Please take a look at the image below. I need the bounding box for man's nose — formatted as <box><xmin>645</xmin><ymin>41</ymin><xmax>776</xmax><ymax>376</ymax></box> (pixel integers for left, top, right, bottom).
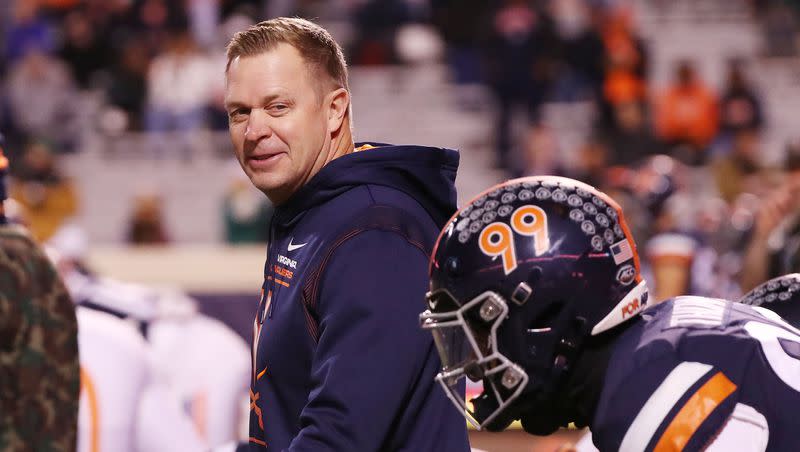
<box><xmin>245</xmin><ymin>108</ymin><xmax>273</xmax><ymax>141</ymax></box>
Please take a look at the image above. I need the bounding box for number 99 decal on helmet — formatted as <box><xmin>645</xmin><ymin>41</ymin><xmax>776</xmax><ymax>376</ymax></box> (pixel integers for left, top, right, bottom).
<box><xmin>419</xmin><ymin>176</ymin><xmax>649</xmax><ymax>433</ymax></box>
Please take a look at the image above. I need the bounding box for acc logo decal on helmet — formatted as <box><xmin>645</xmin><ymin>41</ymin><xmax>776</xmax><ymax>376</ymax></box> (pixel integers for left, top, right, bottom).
<box><xmin>616</xmin><ymin>264</ymin><xmax>636</xmax><ymax>286</ymax></box>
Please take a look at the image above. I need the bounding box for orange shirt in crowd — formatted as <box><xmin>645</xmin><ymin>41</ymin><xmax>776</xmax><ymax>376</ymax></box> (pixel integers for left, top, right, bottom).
<box><xmin>655</xmin><ymin>82</ymin><xmax>719</xmax><ymax>149</ymax></box>
<box><xmin>605</xmin><ymin>69</ymin><xmax>646</xmax><ymax>105</ymax></box>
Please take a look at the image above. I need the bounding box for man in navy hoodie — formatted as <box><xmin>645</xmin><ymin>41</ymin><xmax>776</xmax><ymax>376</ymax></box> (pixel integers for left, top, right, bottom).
<box><xmin>224</xmin><ymin>17</ymin><xmax>470</xmax><ymax>451</ymax></box>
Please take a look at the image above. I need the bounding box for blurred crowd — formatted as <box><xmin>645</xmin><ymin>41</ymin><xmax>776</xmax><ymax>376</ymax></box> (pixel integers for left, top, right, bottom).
<box><xmin>431</xmin><ymin>0</ymin><xmax>799</xmax><ymax>300</ymax></box>
<box><xmin>0</xmin><ymin>0</ymin><xmax>799</xmax><ymax>300</ymax></box>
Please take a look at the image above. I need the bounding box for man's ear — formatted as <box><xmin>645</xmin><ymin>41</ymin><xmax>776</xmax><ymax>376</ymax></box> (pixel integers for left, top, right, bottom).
<box><xmin>327</xmin><ymin>88</ymin><xmax>349</xmax><ymax>134</ymax></box>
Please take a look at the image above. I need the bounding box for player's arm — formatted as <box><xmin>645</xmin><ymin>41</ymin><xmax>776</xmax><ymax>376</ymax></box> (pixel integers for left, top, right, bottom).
<box><xmin>286</xmin><ymin>230</ymin><xmax>439</xmax><ymax>451</ymax></box>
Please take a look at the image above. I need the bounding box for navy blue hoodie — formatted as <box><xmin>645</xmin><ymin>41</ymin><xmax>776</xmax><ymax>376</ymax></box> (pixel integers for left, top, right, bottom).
<box><xmin>248</xmin><ymin>144</ymin><xmax>470</xmax><ymax>451</ymax></box>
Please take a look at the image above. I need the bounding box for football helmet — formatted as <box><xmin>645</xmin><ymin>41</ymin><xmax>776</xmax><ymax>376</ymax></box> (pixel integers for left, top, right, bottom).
<box><xmin>740</xmin><ymin>274</ymin><xmax>800</xmax><ymax>327</ymax></box>
<box><xmin>420</xmin><ymin>176</ymin><xmax>648</xmax><ymax>432</ymax></box>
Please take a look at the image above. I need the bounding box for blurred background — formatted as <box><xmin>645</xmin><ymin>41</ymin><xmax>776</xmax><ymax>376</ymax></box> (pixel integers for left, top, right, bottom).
<box><xmin>2</xmin><ymin>0</ymin><xmax>800</xmax><ymax>450</ymax></box>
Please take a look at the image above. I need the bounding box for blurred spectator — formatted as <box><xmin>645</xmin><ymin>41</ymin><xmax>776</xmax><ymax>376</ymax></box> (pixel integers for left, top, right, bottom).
<box><xmin>549</xmin><ymin>0</ymin><xmax>606</xmax><ymax>102</ymax></box>
<box><xmin>605</xmin><ymin>154</ymin><xmax>683</xmax><ymax>248</ymax></box>
<box><xmin>220</xmin><ymin>0</ymin><xmax>261</xmax><ymax>20</ymax></box>
<box><xmin>129</xmin><ymin>0</ymin><xmax>189</xmax><ymax>55</ymax></box>
<box><xmin>645</xmin><ymin>195</ymin><xmax>741</xmax><ymax>301</ymax></box>
<box><xmin>431</xmin><ymin>0</ymin><xmax>492</xmax><ymax>108</ymax></box>
<box><xmin>349</xmin><ymin>0</ymin><xmax>410</xmax><ymax>65</ymax></box>
<box><xmin>79</xmin><ymin>0</ymin><xmax>133</xmax><ymax>46</ymax></box>
<box><xmin>5</xmin><ymin>49</ymin><xmax>79</xmax><ymax>150</ymax></box>
<box><xmin>762</xmin><ymin>2</ymin><xmax>798</xmax><ymax>57</ymax></box>
<box><xmin>599</xmin><ymin>6</ymin><xmax>648</xmax><ymax>127</ymax></box>
<box><xmin>718</xmin><ymin>60</ymin><xmax>763</xmax><ymax>136</ymax></box>
<box><xmin>5</xmin><ymin>0</ymin><xmax>55</xmax><ymax>65</ymax></box>
<box><xmin>126</xmin><ymin>191</ymin><xmax>170</xmax><ymax>245</ymax></box>
<box><xmin>222</xmin><ymin>166</ymin><xmax>272</xmax><ymax>244</ymax></box>
<box><xmin>10</xmin><ymin>141</ymin><xmax>79</xmax><ymax>242</ymax></box>
<box><xmin>654</xmin><ymin>60</ymin><xmax>719</xmax><ymax>165</ymax></box>
<box><xmin>145</xmin><ymin>25</ymin><xmax>213</xmax><ymax>155</ymax></box>
<box><xmin>522</xmin><ymin>123</ymin><xmax>564</xmax><ymax>178</ymax></box>
<box><xmin>41</xmin><ymin>0</ymin><xmax>81</xmax><ymax>11</ymax></box>
<box><xmin>486</xmin><ymin>0</ymin><xmax>548</xmax><ymax>170</ymax></box>
<box><xmin>106</xmin><ymin>38</ymin><xmax>151</xmax><ymax>131</ymax></box>
<box><xmin>187</xmin><ymin>0</ymin><xmax>221</xmax><ymax>49</ymax></box>
<box><xmin>711</xmin><ymin>129</ymin><xmax>763</xmax><ymax>203</ymax></box>
<box><xmin>740</xmin><ymin>141</ymin><xmax>800</xmax><ymax>291</ymax></box>
<box><xmin>600</xmin><ymin>100</ymin><xmax>664</xmax><ymax>166</ymax></box>
<box><xmin>566</xmin><ymin>139</ymin><xmax>607</xmax><ymax>188</ymax></box>
<box><xmin>58</xmin><ymin>8</ymin><xmax>112</xmax><ymax>90</ymax></box>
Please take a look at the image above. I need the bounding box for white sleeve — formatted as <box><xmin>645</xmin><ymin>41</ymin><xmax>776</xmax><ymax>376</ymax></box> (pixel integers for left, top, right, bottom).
<box><xmin>704</xmin><ymin>403</ymin><xmax>768</xmax><ymax>452</ymax></box>
<box><xmin>135</xmin><ymin>382</ymin><xmax>208</xmax><ymax>452</ymax></box>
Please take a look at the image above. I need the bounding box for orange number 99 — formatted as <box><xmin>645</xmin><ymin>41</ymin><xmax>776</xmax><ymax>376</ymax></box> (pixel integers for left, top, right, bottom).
<box><xmin>479</xmin><ymin>223</ymin><xmax>516</xmax><ymax>275</ymax></box>
<box><xmin>511</xmin><ymin>206</ymin><xmax>550</xmax><ymax>256</ymax></box>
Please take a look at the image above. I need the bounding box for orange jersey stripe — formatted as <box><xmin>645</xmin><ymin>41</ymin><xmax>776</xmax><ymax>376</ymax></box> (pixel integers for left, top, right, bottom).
<box><xmin>249</xmin><ymin>437</ymin><xmax>267</xmax><ymax>446</ymax></box>
<box><xmin>274</xmin><ymin>278</ymin><xmax>290</xmax><ymax>288</ymax></box>
<box><xmin>80</xmin><ymin>367</ymin><xmax>100</xmax><ymax>452</ymax></box>
<box><xmin>191</xmin><ymin>392</ymin><xmax>207</xmax><ymax>440</ymax></box>
<box><xmin>257</xmin><ymin>367</ymin><xmax>268</xmax><ymax>380</ymax></box>
<box><xmin>654</xmin><ymin>371</ymin><xmax>737</xmax><ymax>452</ymax></box>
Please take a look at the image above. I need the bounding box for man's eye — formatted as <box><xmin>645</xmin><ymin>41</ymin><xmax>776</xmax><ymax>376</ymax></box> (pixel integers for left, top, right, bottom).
<box><xmin>270</xmin><ymin>104</ymin><xmax>289</xmax><ymax>113</ymax></box>
<box><xmin>229</xmin><ymin>108</ymin><xmax>249</xmax><ymax>120</ymax></box>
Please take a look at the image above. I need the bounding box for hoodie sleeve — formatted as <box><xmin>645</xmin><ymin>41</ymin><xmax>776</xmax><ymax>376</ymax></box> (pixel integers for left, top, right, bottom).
<box><xmin>285</xmin><ymin>229</ymin><xmax>439</xmax><ymax>452</ymax></box>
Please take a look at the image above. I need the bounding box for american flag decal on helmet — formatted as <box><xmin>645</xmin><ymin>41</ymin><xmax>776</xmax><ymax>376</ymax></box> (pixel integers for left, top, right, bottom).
<box><xmin>611</xmin><ymin>239</ymin><xmax>633</xmax><ymax>265</ymax></box>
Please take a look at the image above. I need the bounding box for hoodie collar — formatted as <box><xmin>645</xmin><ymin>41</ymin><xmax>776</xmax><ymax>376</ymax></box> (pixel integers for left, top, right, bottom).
<box><xmin>273</xmin><ymin>143</ymin><xmax>459</xmax><ymax>228</ymax></box>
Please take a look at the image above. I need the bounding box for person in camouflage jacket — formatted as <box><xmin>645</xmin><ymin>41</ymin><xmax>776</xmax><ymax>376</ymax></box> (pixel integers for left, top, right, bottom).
<box><xmin>0</xmin><ymin>136</ymin><xmax>80</xmax><ymax>451</ymax></box>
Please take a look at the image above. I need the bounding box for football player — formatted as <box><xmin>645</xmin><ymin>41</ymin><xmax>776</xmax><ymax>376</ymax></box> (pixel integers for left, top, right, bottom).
<box><xmin>45</xmin><ymin>237</ymin><xmax>251</xmax><ymax>449</ymax></box>
<box><xmin>75</xmin><ymin>304</ymin><xmax>207</xmax><ymax>452</ymax></box>
<box><xmin>421</xmin><ymin>176</ymin><xmax>800</xmax><ymax>451</ymax></box>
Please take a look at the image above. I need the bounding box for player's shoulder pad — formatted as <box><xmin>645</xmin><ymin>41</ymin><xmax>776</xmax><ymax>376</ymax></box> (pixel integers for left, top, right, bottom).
<box><xmin>595</xmin><ymin>299</ymin><xmax>743</xmax><ymax>452</ymax></box>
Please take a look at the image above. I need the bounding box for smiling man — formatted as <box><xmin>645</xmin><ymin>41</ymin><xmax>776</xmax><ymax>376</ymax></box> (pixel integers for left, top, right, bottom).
<box><xmin>224</xmin><ymin>18</ymin><xmax>469</xmax><ymax>451</ymax></box>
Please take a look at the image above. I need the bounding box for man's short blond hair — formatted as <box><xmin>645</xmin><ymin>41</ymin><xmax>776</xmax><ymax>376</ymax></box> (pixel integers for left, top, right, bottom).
<box><xmin>226</xmin><ymin>17</ymin><xmax>349</xmax><ymax>94</ymax></box>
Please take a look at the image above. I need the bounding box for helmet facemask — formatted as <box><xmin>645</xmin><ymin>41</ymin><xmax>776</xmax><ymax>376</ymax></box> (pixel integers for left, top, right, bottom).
<box><xmin>420</xmin><ymin>288</ymin><xmax>528</xmax><ymax>430</ymax></box>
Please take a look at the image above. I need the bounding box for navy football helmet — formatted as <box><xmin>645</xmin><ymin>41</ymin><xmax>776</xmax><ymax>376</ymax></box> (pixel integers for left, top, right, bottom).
<box><xmin>740</xmin><ymin>274</ymin><xmax>800</xmax><ymax>327</ymax></box>
<box><xmin>420</xmin><ymin>176</ymin><xmax>648</xmax><ymax>432</ymax></box>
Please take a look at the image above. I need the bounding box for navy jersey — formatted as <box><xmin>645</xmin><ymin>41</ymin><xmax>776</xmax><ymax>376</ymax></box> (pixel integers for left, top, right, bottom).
<box><xmin>592</xmin><ymin>296</ymin><xmax>800</xmax><ymax>451</ymax></box>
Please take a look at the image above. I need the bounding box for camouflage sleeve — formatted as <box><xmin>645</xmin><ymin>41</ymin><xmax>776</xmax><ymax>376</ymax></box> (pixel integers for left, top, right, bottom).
<box><xmin>0</xmin><ymin>226</ymin><xmax>80</xmax><ymax>452</ymax></box>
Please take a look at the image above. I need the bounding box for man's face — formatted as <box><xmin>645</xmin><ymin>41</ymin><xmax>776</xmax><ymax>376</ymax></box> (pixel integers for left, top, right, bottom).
<box><xmin>225</xmin><ymin>44</ymin><xmax>331</xmax><ymax>204</ymax></box>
